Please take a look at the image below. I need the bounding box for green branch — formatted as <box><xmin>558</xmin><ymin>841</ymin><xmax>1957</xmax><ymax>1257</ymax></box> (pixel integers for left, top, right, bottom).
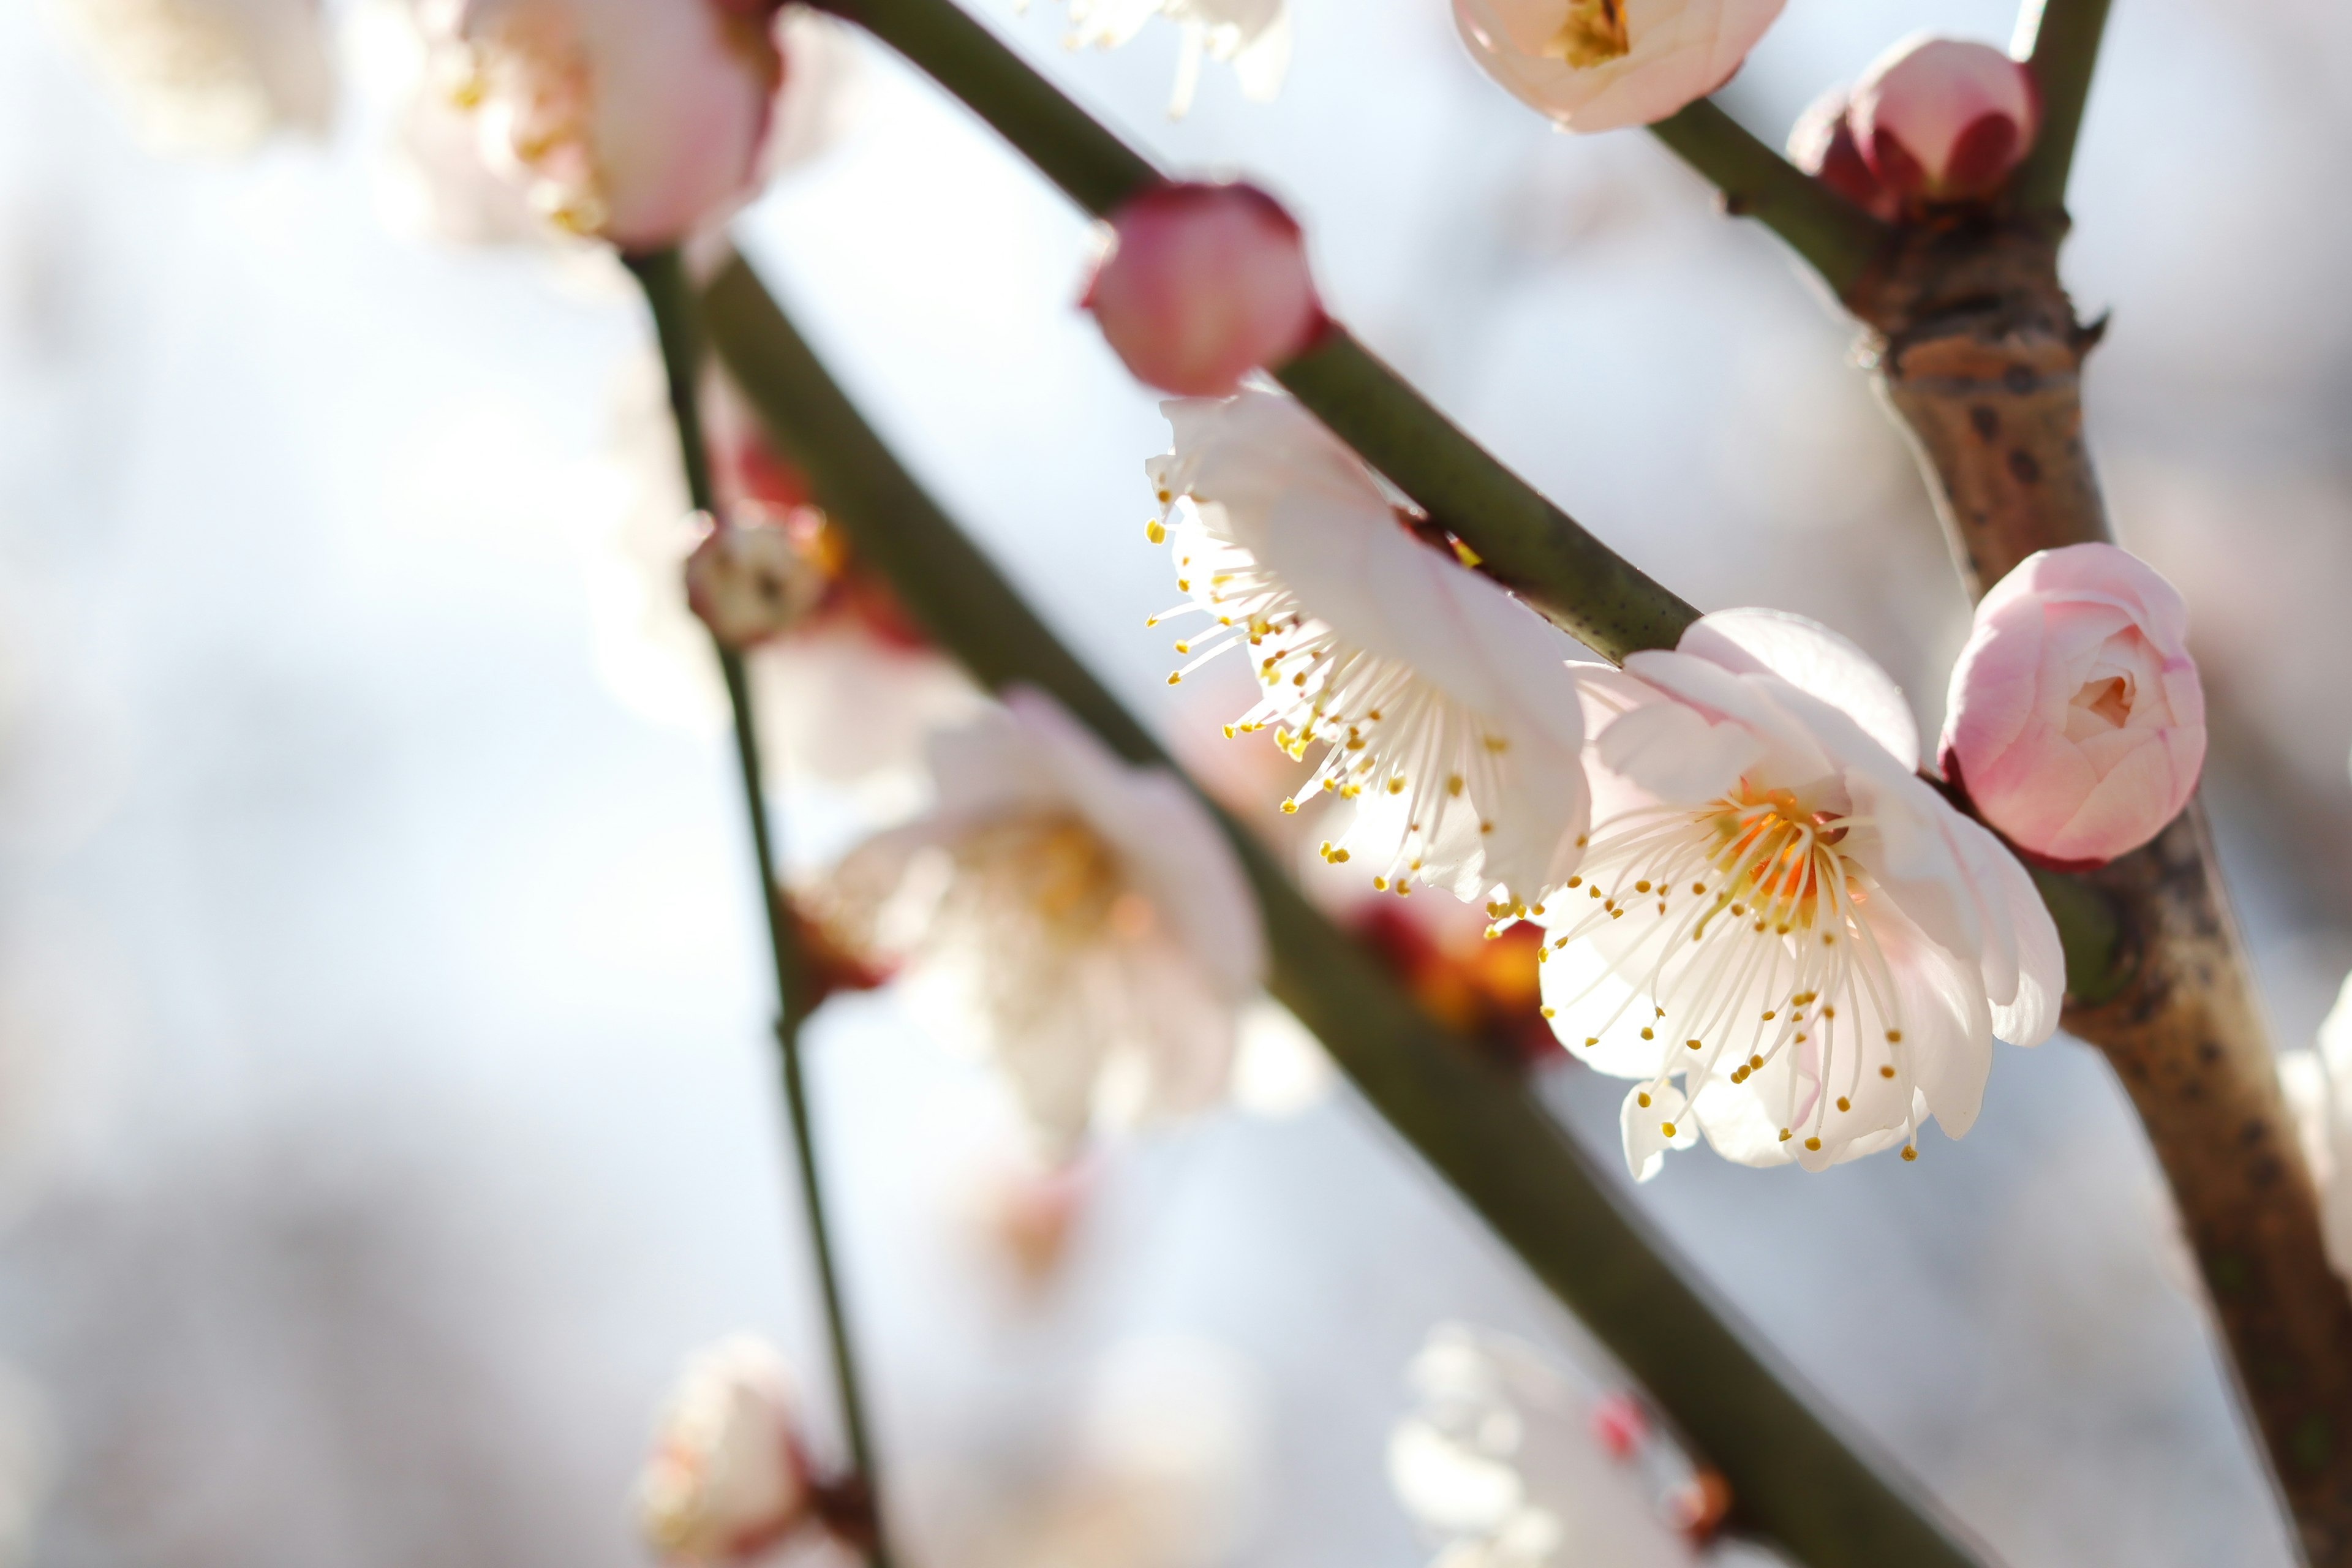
<box><xmin>2010</xmin><ymin>0</ymin><xmax>2116</xmax><ymax>219</ymax></box>
<box><xmin>809</xmin><ymin>0</ymin><xmax>1692</xmax><ymax>661</ymax></box>
<box><xmin>627</xmin><ymin>249</ymin><xmax>895</xmax><ymax>1567</ymax></box>
<box><xmin>703</xmin><ymin>251</ymin><xmax>1989</xmax><ymax>1568</ymax></box>
<box><xmin>1646</xmin><ymin>100</ymin><xmax>1893</xmax><ymax>299</ymax></box>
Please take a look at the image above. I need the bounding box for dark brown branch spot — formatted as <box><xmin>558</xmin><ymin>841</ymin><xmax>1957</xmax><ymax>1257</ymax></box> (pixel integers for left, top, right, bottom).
<box><xmin>2007</xmin><ymin>448</ymin><xmax>2043</xmax><ymax>484</ymax></box>
<box><xmin>1969</xmin><ymin>405</ymin><xmax>2000</xmax><ymax>440</ymax></box>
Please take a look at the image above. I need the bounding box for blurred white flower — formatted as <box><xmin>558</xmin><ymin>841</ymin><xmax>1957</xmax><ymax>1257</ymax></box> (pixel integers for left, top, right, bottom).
<box><xmin>969</xmin><ymin>1336</ymin><xmax>1264</xmax><ymax>1568</ymax></box>
<box><xmin>2280</xmin><ymin>971</ymin><xmax>2352</xmax><ymax>1283</ymax></box>
<box><xmin>1539</xmin><ymin>609</ymin><xmax>2062</xmax><ymax>1178</ymax></box>
<box><xmin>1390</xmin><ymin>1324</ymin><xmax>1698</xmax><ymax>1568</ymax></box>
<box><xmin>816</xmin><ymin>688</ymin><xmax>1265</xmax><ymax>1159</ymax></box>
<box><xmin>55</xmin><ymin>0</ymin><xmax>332</xmax><ymax>156</ymax></box>
<box><xmin>636</xmin><ymin>1336</ymin><xmax>815</xmax><ymax>1566</ymax></box>
<box><xmin>1046</xmin><ymin>0</ymin><xmax>1289</xmax><ymax>118</ymax></box>
<box><xmin>1148</xmin><ymin>390</ymin><xmax>1588</xmax><ymax>914</ymax></box>
<box><xmin>1452</xmin><ymin>0</ymin><xmax>1785</xmax><ymax>134</ymax></box>
<box><xmin>685</xmin><ymin>508</ymin><xmax>831</xmax><ymax>650</ymax></box>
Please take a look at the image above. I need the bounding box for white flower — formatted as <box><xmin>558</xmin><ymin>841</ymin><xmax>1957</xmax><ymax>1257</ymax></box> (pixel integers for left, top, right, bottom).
<box><xmin>1046</xmin><ymin>0</ymin><xmax>1289</xmax><ymax>118</ymax></box>
<box><xmin>2279</xmin><ymin>972</ymin><xmax>2352</xmax><ymax>1283</ymax></box>
<box><xmin>58</xmin><ymin>0</ymin><xmax>331</xmax><ymax>155</ymax></box>
<box><xmin>1147</xmin><ymin>391</ymin><xmax>1589</xmax><ymax>915</ymax></box>
<box><xmin>818</xmin><ymin>688</ymin><xmax>1265</xmax><ymax>1158</ymax></box>
<box><xmin>1390</xmin><ymin>1324</ymin><xmax>1697</xmax><ymax>1568</ymax></box>
<box><xmin>1539</xmin><ymin>609</ymin><xmax>2062</xmax><ymax>1178</ymax></box>
<box><xmin>1452</xmin><ymin>0</ymin><xmax>1786</xmax><ymax>134</ymax></box>
<box><xmin>635</xmin><ymin>1336</ymin><xmax>814</xmax><ymax>1565</ymax></box>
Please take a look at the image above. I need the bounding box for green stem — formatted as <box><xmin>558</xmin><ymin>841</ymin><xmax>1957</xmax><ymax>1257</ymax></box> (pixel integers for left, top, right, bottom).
<box><xmin>807</xmin><ymin>0</ymin><xmax>1692</xmax><ymax>661</ymax></box>
<box><xmin>2010</xmin><ymin>0</ymin><xmax>2116</xmax><ymax>219</ymax></box>
<box><xmin>1645</xmin><ymin>100</ymin><xmax>1893</xmax><ymax>299</ymax></box>
<box><xmin>703</xmin><ymin>251</ymin><xmax>1991</xmax><ymax>1568</ymax></box>
<box><xmin>624</xmin><ymin>249</ymin><xmax>893</xmax><ymax>1566</ymax></box>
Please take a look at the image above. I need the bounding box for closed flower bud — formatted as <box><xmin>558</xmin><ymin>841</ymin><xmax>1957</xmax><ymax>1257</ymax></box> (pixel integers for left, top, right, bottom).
<box><xmin>1452</xmin><ymin>0</ymin><xmax>1787</xmax><ymax>135</ymax></box>
<box><xmin>1785</xmin><ymin>87</ymin><xmax>1897</xmax><ymax>222</ymax></box>
<box><xmin>1084</xmin><ymin>184</ymin><xmax>1324</xmax><ymax>398</ymax></box>
<box><xmin>684</xmin><ymin>508</ymin><xmax>829</xmax><ymax>649</ymax></box>
<box><xmin>635</xmin><ymin>1337</ymin><xmax>815</xmax><ymax>1564</ymax></box>
<box><xmin>1851</xmin><ymin>36</ymin><xmax>2040</xmax><ymax>203</ymax></box>
<box><xmin>1942</xmin><ymin>543</ymin><xmax>2207</xmax><ymax>867</ymax></box>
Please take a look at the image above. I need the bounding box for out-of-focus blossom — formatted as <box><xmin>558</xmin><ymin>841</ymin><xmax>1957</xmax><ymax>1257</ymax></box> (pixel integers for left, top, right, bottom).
<box><xmin>636</xmin><ymin>1336</ymin><xmax>816</xmax><ymax>1565</ymax></box>
<box><xmin>814</xmin><ymin>688</ymin><xmax>1265</xmax><ymax>1159</ymax></box>
<box><xmin>962</xmin><ymin>1152</ymin><xmax>1098</xmax><ymax>1289</ymax></box>
<box><xmin>1084</xmin><ymin>183</ymin><xmax>1324</xmax><ymax>398</ymax></box>
<box><xmin>1350</xmin><ymin>899</ymin><xmax>1558</xmax><ymax>1069</ymax></box>
<box><xmin>592</xmin><ymin>357</ymin><xmax>984</xmax><ymax>800</ymax></box>
<box><xmin>685</xmin><ymin>507</ymin><xmax>830</xmax><ymax>649</ymax></box>
<box><xmin>2278</xmin><ymin>973</ymin><xmax>2352</xmax><ymax>1283</ymax></box>
<box><xmin>1049</xmin><ymin>0</ymin><xmax>1290</xmax><ymax>119</ymax></box>
<box><xmin>1539</xmin><ymin>609</ymin><xmax>2062</xmax><ymax>1178</ymax></box>
<box><xmin>1450</xmin><ymin>0</ymin><xmax>1786</xmax><ymax>134</ymax></box>
<box><xmin>1785</xmin><ymin>86</ymin><xmax>1897</xmax><ymax>221</ymax></box>
<box><xmin>1389</xmin><ymin>1324</ymin><xmax>1706</xmax><ymax>1567</ymax></box>
<box><xmin>420</xmin><ymin>0</ymin><xmax>781</xmax><ymax>249</ymax></box>
<box><xmin>56</xmin><ymin>0</ymin><xmax>332</xmax><ymax>155</ymax></box>
<box><xmin>1851</xmin><ymin>35</ymin><xmax>2040</xmax><ymax>204</ymax></box>
<box><xmin>1941</xmin><ymin>543</ymin><xmax>2206</xmax><ymax>867</ymax></box>
<box><xmin>1147</xmin><ymin>391</ymin><xmax>1589</xmax><ymax>914</ymax></box>
<box><xmin>964</xmin><ymin>1337</ymin><xmax>1264</xmax><ymax>1568</ymax></box>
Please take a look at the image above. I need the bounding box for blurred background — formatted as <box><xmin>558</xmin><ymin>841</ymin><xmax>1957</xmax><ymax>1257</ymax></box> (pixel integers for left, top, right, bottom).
<box><xmin>0</xmin><ymin>0</ymin><xmax>2346</xmax><ymax>1563</ymax></box>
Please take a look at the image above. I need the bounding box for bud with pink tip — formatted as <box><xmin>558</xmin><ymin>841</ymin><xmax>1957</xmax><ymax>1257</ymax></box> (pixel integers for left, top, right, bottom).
<box><xmin>1083</xmin><ymin>183</ymin><xmax>1324</xmax><ymax>398</ymax></box>
<box><xmin>1941</xmin><ymin>543</ymin><xmax>2207</xmax><ymax>869</ymax></box>
<box><xmin>1786</xmin><ymin>87</ymin><xmax>1898</xmax><ymax>221</ymax></box>
<box><xmin>635</xmin><ymin>1336</ymin><xmax>816</xmax><ymax>1564</ymax></box>
<box><xmin>685</xmin><ymin>507</ymin><xmax>829</xmax><ymax>650</ymax></box>
<box><xmin>1851</xmin><ymin>36</ymin><xmax>2040</xmax><ymax>204</ymax></box>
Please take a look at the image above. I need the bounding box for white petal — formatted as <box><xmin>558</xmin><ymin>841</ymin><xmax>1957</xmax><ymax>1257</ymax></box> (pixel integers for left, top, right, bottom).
<box><xmin>1593</xmin><ymin>700</ymin><xmax>1763</xmax><ymax>804</ymax></box>
<box><xmin>1681</xmin><ymin>607</ymin><xmax>1920</xmax><ymax>771</ymax></box>
<box><xmin>1617</xmin><ymin>1081</ymin><xmax>1694</xmax><ymax>1183</ymax></box>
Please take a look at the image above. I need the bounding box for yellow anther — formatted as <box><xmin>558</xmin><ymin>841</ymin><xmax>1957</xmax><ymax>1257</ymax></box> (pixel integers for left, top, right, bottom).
<box><xmin>1386</xmin><ymin>777</ymin><xmax>1405</xmax><ymax>794</ymax></box>
<box><xmin>1373</xmin><ymin>877</ymin><xmax>1389</xmax><ymax>891</ymax></box>
<box><xmin>1804</xmin><ymin>1137</ymin><xmax>1822</xmax><ymax>1152</ymax></box>
<box><xmin>1749</xmin><ymin>1055</ymin><xmax>1763</xmax><ymax>1071</ymax></box>
<box><xmin>1637</xmin><ymin>1091</ymin><xmax>1652</xmax><ymax>1107</ymax></box>
<box><xmin>1635</xmin><ymin>881</ymin><xmax>1652</xmax><ymax>894</ymax></box>
<box><xmin>1835</xmin><ymin>1096</ymin><xmax>1851</xmax><ymax>1113</ymax></box>
<box><xmin>1585</xmin><ymin>1036</ymin><xmax>1598</xmax><ymax>1047</ymax></box>
<box><xmin>1332</xmin><ymin>848</ymin><xmax>1351</xmax><ymax>863</ymax></box>
<box><xmin>1880</xmin><ymin>1065</ymin><xmax>1896</xmax><ymax>1079</ymax></box>
<box><xmin>1446</xmin><ymin>774</ymin><xmax>1464</xmax><ymax>797</ymax></box>
<box><xmin>1685</xmin><ymin>1038</ymin><xmax>1702</xmax><ymax>1050</ymax></box>
<box><xmin>1660</xmin><ymin>1121</ymin><xmax>1678</xmax><ymax>1137</ymax></box>
<box><xmin>1145</xmin><ymin>519</ymin><xmax>1167</xmax><ymax>543</ymax></box>
<box><xmin>1901</xmin><ymin>1146</ymin><xmax>1918</xmax><ymax>1162</ymax></box>
<box><xmin>1777</xmin><ymin>1128</ymin><xmax>1793</xmax><ymax>1142</ymax></box>
<box><xmin>1761</xmin><ymin>1010</ymin><xmax>1776</xmax><ymax>1021</ymax></box>
<box><xmin>1173</xmin><ymin>641</ymin><xmax>1191</xmax><ymax>654</ymax></box>
<box><xmin>1566</xmin><ymin>876</ymin><xmax>1582</xmax><ymax>889</ymax></box>
<box><xmin>1540</xmin><ymin>1006</ymin><xmax>1556</xmax><ymax>1019</ymax></box>
<box><xmin>1167</xmin><ymin>673</ymin><xmax>1182</xmax><ymax>685</ymax></box>
<box><xmin>1281</xmin><ymin>799</ymin><xmax>1298</xmax><ymax>814</ymax></box>
<box><xmin>1156</xmin><ymin>488</ymin><xmax>1174</xmax><ymax>503</ymax></box>
<box><xmin>1639</xmin><ymin>1027</ymin><xmax>1654</xmax><ymax>1041</ymax></box>
<box><xmin>1885</xmin><ymin>1028</ymin><xmax>1903</xmax><ymax>1043</ymax></box>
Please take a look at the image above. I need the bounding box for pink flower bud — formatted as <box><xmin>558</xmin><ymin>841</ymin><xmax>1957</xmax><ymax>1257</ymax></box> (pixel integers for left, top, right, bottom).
<box><xmin>684</xmin><ymin>507</ymin><xmax>829</xmax><ymax>649</ymax></box>
<box><xmin>1851</xmin><ymin>36</ymin><xmax>2040</xmax><ymax>204</ymax></box>
<box><xmin>1941</xmin><ymin>543</ymin><xmax>2207</xmax><ymax>868</ymax></box>
<box><xmin>1786</xmin><ymin>87</ymin><xmax>1898</xmax><ymax>221</ymax></box>
<box><xmin>1083</xmin><ymin>183</ymin><xmax>1324</xmax><ymax>398</ymax></box>
<box><xmin>636</xmin><ymin>1337</ymin><xmax>816</xmax><ymax>1564</ymax></box>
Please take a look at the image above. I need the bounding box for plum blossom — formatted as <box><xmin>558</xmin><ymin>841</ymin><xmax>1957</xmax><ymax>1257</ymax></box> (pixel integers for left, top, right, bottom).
<box><xmin>635</xmin><ymin>1336</ymin><xmax>816</xmax><ymax>1565</ymax></box>
<box><xmin>1147</xmin><ymin>391</ymin><xmax>1589</xmax><ymax>914</ymax></box>
<box><xmin>1047</xmin><ymin>0</ymin><xmax>1290</xmax><ymax>118</ymax></box>
<box><xmin>2278</xmin><ymin>973</ymin><xmax>2352</xmax><ymax>1284</ymax></box>
<box><xmin>1389</xmin><ymin>1324</ymin><xmax>1709</xmax><ymax>1568</ymax></box>
<box><xmin>420</xmin><ymin>0</ymin><xmax>782</xmax><ymax>248</ymax></box>
<box><xmin>1851</xmin><ymin>36</ymin><xmax>2040</xmax><ymax>204</ymax></box>
<box><xmin>1539</xmin><ymin>609</ymin><xmax>2062</xmax><ymax>1178</ymax></box>
<box><xmin>1785</xmin><ymin>87</ymin><xmax>1897</xmax><ymax>221</ymax></box>
<box><xmin>1941</xmin><ymin>543</ymin><xmax>2206</xmax><ymax>866</ymax></box>
<box><xmin>814</xmin><ymin>688</ymin><xmax>1265</xmax><ymax>1159</ymax></box>
<box><xmin>1451</xmin><ymin>0</ymin><xmax>1787</xmax><ymax>134</ymax></box>
<box><xmin>58</xmin><ymin>0</ymin><xmax>331</xmax><ymax>155</ymax></box>
<box><xmin>1084</xmin><ymin>183</ymin><xmax>1325</xmax><ymax>398</ymax></box>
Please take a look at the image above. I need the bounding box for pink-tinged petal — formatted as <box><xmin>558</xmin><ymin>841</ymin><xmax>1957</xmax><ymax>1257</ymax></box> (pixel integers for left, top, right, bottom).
<box><xmin>1593</xmin><ymin>701</ymin><xmax>1763</xmax><ymax>804</ymax></box>
<box><xmin>1453</xmin><ymin>0</ymin><xmax>1789</xmax><ymax>135</ymax></box>
<box><xmin>1850</xmin><ymin>35</ymin><xmax>2038</xmax><ymax>203</ymax></box>
<box><xmin>1085</xmin><ymin>183</ymin><xmax>1325</xmax><ymax>398</ymax></box>
<box><xmin>1786</xmin><ymin>85</ymin><xmax>1899</xmax><ymax>221</ymax></box>
<box><xmin>1942</xmin><ymin>543</ymin><xmax>2205</xmax><ymax>864</ymax></box>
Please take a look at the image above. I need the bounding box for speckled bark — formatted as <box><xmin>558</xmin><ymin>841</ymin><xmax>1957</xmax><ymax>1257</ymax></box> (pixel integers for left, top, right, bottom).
<box><xmin>1855</xmin><ymin>220</ymin><xmax>2352</xmax><ymax>1568</ymax></box>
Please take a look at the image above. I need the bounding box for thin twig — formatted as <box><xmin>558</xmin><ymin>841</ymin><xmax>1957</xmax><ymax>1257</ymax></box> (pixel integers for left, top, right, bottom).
<box><xmin>703</xmin><ymin>251</ymin><xmax>1994</xmax><ymax>1568</ymax></box>
<box><xmin>625</xmin><ymin>248</ymin><xmax>894</xmax><ymax>1567</ymax></box>
<box><xmin>1645</xmin><ymin>100</ymin><xmax>1893</xmax><ymax>298</ymax></box>
<box><xmin>2009</xmin><ymin>0</ymin><xmax>2116</xmax><ymax>219</ymax></box>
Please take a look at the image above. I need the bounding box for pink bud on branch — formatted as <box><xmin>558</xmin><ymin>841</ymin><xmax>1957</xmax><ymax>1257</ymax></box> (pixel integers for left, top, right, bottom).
<box><xmin>1851</xmin><ymin>36</ymin><xmax>2040</xmax><ymax>205</ymax></box>
<box><xmin>1786</xmin><ymin>87</ymin><xmax>1898</xmax><ymax>222</ymax></box>
<box><xmin>1083</xmin><ymin>182</ymin><xmax>1324</xmax><ymax>398</ymax></box>
<box><xmin>1941</xmin><ymin>543</ymin><xmax>2207</xmax><ymax>869</ymax></box>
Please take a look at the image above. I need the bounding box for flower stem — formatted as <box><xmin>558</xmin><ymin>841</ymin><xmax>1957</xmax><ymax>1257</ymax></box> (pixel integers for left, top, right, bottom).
<box><xmin>701</xmin><ymin>251</ymin><xmax>1991</xmax><ymax>1568</ymax></box>
<box><xmin>1645</xmin><ymin>100</ymin><xmax>1892</xmax><ymax>300</ymax></box>
<box><xmin>806</xmin><ymin>0</ymin><xmax>1693</xmax><ymax>662</ymax></box>
<box><xmin>2009</xmin><ymin>0</ymin><xmax>2115</xmax><ymax>221</ymax></box>
<box><xmin>624</xmin><ymin>247</ymin><xmax>893</xmax><ymax>1567</ymax></box>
